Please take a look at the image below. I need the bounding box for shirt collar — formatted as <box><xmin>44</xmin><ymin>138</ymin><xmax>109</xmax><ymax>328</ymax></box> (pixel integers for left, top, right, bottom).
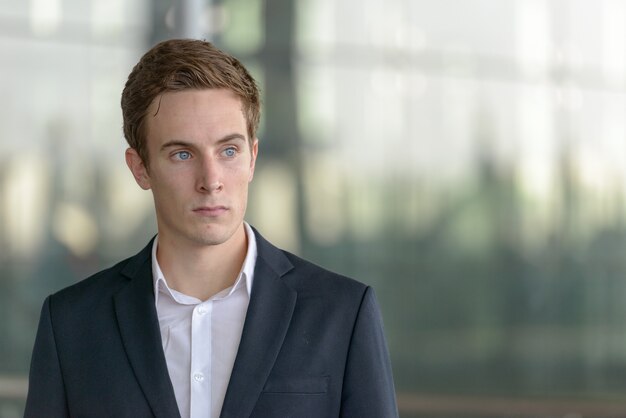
<box><xmin>152</xmin><ymin>222</ymin><xmax>257</xmax><ymax>306</ymax></box>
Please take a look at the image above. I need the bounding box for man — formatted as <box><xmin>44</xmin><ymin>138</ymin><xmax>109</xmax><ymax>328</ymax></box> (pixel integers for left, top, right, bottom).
<box><xmin>25</xmin><ymin>39</ymin><xmax>398</xmax><ymax>418</ymax></box>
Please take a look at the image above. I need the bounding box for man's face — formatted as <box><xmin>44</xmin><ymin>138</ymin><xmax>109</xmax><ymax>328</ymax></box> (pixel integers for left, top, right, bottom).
<box><xmin>126</xmin><ymin>88</ymin><xmax>258</xmax><ymax>248</ymax></box>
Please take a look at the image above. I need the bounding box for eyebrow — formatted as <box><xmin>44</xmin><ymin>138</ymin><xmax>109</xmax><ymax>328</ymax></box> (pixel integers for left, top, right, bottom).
<box><xmin>160</xmin><ymin>133</ymin><xmax>247</xmax><ymax>152</ymax></box>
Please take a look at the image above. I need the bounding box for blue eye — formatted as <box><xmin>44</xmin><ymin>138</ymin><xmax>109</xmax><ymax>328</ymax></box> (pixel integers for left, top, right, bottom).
<box><xmin>223</xmin><ymin>147</ymin><xmax>236</xmax><ymax>157</ymax></box>
<box><xmin>175</xmin><ymin>151</ymin><xmax>191</xmax><ymax>160</ymax></box>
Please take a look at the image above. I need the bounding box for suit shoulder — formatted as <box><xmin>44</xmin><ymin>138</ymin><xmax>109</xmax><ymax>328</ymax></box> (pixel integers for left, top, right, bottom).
<box><xmin>253</xmin><ymin>227</ymin><xmax>368</xmax><ymax>295</ymax></box>
<box><xmin>48</xmin><ymin>253</ymin><xmax>141</xmax><ymax>308</ymax></box>
<box><xmin>280</xmin><ymin>250</ymin><xmax>369</xmax><ymax>296</ymax></box>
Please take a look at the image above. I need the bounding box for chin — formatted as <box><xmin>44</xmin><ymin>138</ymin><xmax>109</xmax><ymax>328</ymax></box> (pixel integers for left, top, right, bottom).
<box><xmin>189</xmin><ymin>227</ymin><xmax>237</xmax><ymax>247</ymax></box>
<box><xmin>188</xmin><ymin>234</ymin><xmax>228</xmax><ymax>247</ymax></box>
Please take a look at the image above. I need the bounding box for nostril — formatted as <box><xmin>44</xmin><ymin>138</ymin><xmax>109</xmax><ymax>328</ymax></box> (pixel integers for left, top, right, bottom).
<box><xmin>199</xmin><ymin>181</ymin><xmax>223</xmax><ymax>193</ymax></box>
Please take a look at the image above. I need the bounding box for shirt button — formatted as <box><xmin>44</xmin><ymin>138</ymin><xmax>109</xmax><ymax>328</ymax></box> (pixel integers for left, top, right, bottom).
<box><xmin>193</xmin><ymin>373</ymin><xmax>204</xmax><ymax>383</ymax></box>
<box><xmin>197</xmin><ymin>306</ymin><xmax>208</xmax><ymax>315</ymax></box>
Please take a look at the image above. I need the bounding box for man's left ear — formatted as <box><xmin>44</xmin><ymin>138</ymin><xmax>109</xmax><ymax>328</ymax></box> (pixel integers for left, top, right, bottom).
<box><xmin>248</xmin><ymin>138</ymin><xmax>259</xmax><ymax>182</ymax></box>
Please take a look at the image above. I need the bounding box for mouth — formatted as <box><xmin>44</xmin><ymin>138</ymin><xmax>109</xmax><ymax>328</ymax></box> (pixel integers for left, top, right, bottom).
<box><xmin>192</xmin><ymin>206</ymin><xmax>229</xmax><ymax>217</ymax></box>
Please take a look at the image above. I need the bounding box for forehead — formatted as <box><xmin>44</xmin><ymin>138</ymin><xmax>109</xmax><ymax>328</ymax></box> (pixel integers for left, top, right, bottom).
<box><xmin>145</xmin><ymin>88</ymin><xmax>247</xmax><ymax>142</ymax></box>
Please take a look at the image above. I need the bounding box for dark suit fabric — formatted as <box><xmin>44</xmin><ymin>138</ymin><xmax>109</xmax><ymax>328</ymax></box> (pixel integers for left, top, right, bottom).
<box><xmin>25</xmin><ymin>229</ymin><xmax>398</xmax><ymax>418</ymax></box>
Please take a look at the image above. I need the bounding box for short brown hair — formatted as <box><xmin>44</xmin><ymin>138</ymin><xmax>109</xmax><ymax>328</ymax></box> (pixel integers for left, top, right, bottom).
<box><xmin>121</xmin><ymin>39</ymin><xmax>260</xmax><ymax>165</ymax></box>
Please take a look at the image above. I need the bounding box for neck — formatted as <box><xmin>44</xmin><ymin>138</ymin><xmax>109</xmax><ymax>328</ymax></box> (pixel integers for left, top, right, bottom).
<box><xmin>156</xmin><ymin>224</ymin><xmax>248</xmax><ymax>300</ymax></box>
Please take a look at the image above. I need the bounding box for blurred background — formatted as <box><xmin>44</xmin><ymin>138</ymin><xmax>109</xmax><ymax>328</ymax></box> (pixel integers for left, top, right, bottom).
<box><xmin>2</xmin><ymin>0</ymin><xmax>626</xmax><ymax>416</ymax></box>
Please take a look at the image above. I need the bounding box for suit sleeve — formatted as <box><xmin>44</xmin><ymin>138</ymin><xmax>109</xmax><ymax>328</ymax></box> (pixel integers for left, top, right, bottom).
<box><xmin>340</xmin><ymin>287</ymin><xmax>399</xmax><ymax>418</ymax></box>
<box><xmin>24</xmin><ymin>296</ymin><xmax>69</xmax><ymax>418</ymax></box>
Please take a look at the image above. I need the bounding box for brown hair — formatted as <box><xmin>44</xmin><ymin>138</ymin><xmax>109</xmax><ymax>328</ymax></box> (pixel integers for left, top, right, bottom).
<box><xmin>121</xmin><ymin>39</ymin><xmax>260</xmax><ymax>166</ymax></box>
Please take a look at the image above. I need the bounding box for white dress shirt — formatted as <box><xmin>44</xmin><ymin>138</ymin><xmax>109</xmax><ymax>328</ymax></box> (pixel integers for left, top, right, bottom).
<box><xmin>152</xmin><ymin>223</ymin><xmax>257</xmax><ymax>418</ymax></box>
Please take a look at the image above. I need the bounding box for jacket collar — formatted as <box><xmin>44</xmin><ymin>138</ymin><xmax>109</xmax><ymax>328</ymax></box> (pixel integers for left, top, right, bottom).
<box><xmin>114</xmin><ymin>237</ymin><xmax>182</xmax><ymax>418</ymax></box>
<box><xmin>220</xmin><ymin>227</ymin><xmax>297</xmax><ymax>417</ymax></box>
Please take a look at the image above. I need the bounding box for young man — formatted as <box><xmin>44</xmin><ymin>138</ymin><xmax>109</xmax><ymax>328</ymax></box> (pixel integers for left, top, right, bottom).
<box><xmin>25</xmin><ymin>39</ymin><xmax>398</xmax><ymax>418</ymax></box>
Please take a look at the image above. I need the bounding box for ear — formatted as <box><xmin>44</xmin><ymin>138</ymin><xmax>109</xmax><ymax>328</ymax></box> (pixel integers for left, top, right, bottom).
<box><xmin>125</xmin><ymin>148</ymin><xmax>151</xmax><ymax>190</ymax></box>
<box><xmin>248</xmin><ymin>138</ymin><xmax>259</xmax><ymax>182</ymax></box>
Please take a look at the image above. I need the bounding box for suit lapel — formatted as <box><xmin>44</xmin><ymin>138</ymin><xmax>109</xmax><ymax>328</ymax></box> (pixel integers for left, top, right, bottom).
<box><xmin>113</xmin><ymin>242</ymin><xmax>181</xmax><ymax>418</ymax></box>
<box><xmin>220</xmin><ymin>231</ymin><xmax>297</xmax><ymax>418</ymax></box>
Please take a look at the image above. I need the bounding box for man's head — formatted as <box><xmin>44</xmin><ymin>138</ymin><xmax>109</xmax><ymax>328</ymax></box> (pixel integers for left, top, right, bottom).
<box><xmin>121</xmin><ymin>39</ymin><xmax>260</xmax><ymax>167</ymax></box>
<box><xmin>122</xmin><ymin>40</ymin><xmax>260</xmax><ymax>249</ymax></box>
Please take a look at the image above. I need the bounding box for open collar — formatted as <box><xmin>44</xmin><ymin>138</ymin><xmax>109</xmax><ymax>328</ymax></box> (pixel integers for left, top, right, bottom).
<box><xmin>112</xmin><ymin>227</ymin><xmax>296</xmax><ymax>418</ymax></box>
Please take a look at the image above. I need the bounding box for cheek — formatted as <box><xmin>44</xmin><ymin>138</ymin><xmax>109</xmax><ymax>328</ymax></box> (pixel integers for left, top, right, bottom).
<box><xmin>151</xmin><ymin>172</ymin><xmax>191</xmax><ymax>200</ymax></box>
<box><xmin>229</xmin><ymin>172</ymin><xmax>251</xmax><ymax>204</ymax></box>
<box><xmin>235</xmin><ymin>178</ymin><xmax>250</xmax><ymax>196</ymax></box>
<box><xmin>225</xmin><ymin>164</ymin><xmax>253</xmax><ymax>185</ymax></box>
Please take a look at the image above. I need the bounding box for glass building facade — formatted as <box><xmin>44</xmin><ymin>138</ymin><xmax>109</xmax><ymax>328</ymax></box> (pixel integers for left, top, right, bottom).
<box><xmin>3</xmin><ymin>0</ymin><xmax>626</xmax><ymax>416</ymax></box>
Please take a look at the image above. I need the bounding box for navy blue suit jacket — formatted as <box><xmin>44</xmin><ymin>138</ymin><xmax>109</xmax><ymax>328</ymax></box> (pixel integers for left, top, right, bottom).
<box><xmin>25</xmin><ymin>229</ymin><xmax>398</xmax><ymax>417</ymax></box>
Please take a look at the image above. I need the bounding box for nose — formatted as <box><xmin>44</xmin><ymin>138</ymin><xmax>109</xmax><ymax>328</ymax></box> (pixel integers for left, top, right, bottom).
<box><xmin>197</xmin><ymin>156</ymin><xmax>223</xmax><ymax>194</ymax></box>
